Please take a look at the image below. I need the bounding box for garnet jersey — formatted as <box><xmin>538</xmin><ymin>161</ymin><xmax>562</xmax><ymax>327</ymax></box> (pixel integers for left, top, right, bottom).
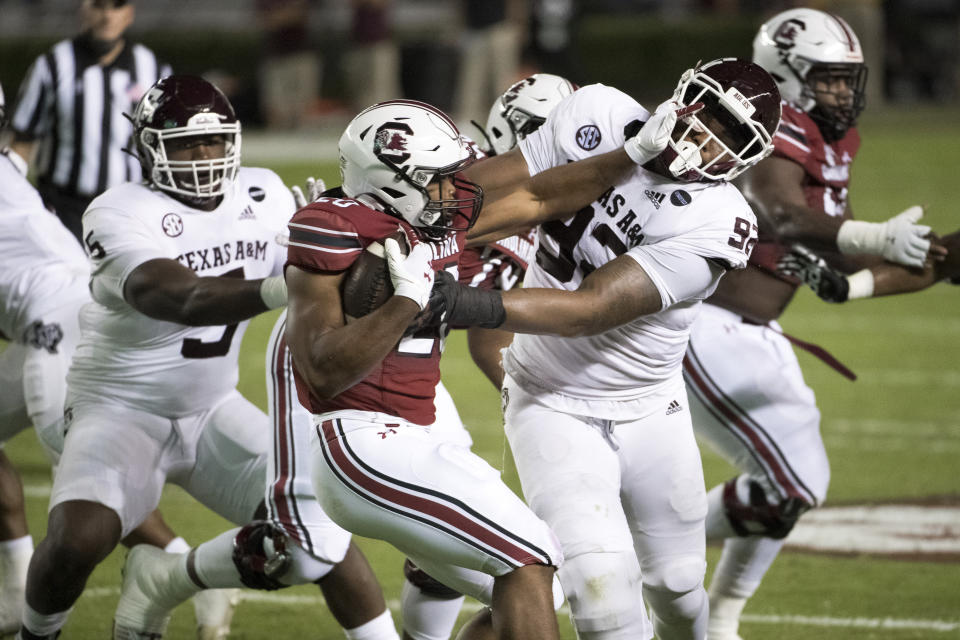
<box><xmin>749</xmin><ymin>102</ymin><xmax>861</xmax><ymax>277</ymax></box>
<box><xmin>285</xmin><ymin>195</ymin><xmax>466</xmax><ymax>426</ymax></box>
<box><xmin>0</xmin><ymin>148</ymin><xmax>88</xmax><ymax>341</ymax></box>
<box><xmin>458</xmin><ymin>227</ymin><xmax>538</xmax><ymax>291</ymax></box>
<box><xmin>457</xmin><ymin>134</ymin><xmax>539</xmax><ymax>291</ymax></box>
<box><xmin>66</xmin><ymin>168</ymin><xmax>293</xmax><ymax>416</ymax></box>
<box><xmin>504</xmin><ymin>84</ymin><xmax>757</xmax><ymax>413</ymax></box>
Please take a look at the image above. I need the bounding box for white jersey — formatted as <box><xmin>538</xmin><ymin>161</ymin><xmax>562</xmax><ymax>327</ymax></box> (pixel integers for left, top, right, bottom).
<box><xmin>504</xmin><ymin>84</ymin><xmax>757</xmax><ymax>417</ymax></box>
<box><xmin>67</xmin><ymin>168</ymin><xmax>294</xmax><ymax>417</ymax></box>
<box><xmin>0</xmin><ymin>148</ymin><xmax>88</xmax><ymax>341</ymax></box>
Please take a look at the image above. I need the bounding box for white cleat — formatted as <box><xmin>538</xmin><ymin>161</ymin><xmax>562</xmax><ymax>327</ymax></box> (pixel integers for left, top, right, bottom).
<box><xmin>113</xmin><ymin>545</ymin><xmax>183</xmax><ymax>639</ymax></box>
<box><xmin>194</xmin><ymin>588</ymin><xmax>242</xmax><ymax>640</ymax></box>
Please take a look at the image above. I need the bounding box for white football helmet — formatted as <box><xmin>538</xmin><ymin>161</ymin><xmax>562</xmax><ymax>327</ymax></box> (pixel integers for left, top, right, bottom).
<box><xmin>132</xmin><ymin>75</ymin><xmax>241</xmax><ymax>202</ymax></box>
<box><xmin>753</xmin><ymin>8</ymin><xmax>867</xmax><ymax>139</ymax></box>
<box><xmin>660</xmin><ymin>58</ymin><xmax>781</xmax><ymax>182</ymax></box>
<box><xmin>483</xmin><ymin>73</ymin><xmax>576</xmax><ymax>155</ymax></box>
<box><xmin>339</xmin><ymin>100</ymin><xmax>482</xmax><ymax>236</ymax></box>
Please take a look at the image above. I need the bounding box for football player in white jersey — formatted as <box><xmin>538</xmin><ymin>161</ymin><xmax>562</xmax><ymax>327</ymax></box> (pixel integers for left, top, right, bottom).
<box><xmin>681</xmin><ymin>12</ymin><xmax>945</xmax><ymax>640</ymax></box>
<box><xmin>14</xmin><ymin>75</ymin><xmax>296</xmax><ymax>640</ymax></box>
<box><xmin>399</xmin><ymin>73</ymin><xmax>575</xmax><ymax>640</ymax></box>
<box><xmin>0</xmin><ymin>80</ymin><xmax>90</xmax><ymax>636</ymax></box>
<box><xmin>0</xmin><ymin>80</ymin><xmax>238</xmax><ymax>640</ymax></box>
<box><xmin>413</xmin><ymin>58</ymin><xmax>782</xmax><ymax>640</ymax></box>
<box><xmin>110</xmin><ymin>182</ymin><xmax>401</xmax><ymax>640</ymax></box>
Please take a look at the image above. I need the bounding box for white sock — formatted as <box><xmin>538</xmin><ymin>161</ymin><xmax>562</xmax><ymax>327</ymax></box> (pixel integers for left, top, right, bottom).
<box><xmin>400</xmin><ymin>579</ymin><xmax>465</xmax><ymax>640</ymax></box>
<box><xmin>0</xmin><ymin>535</ymin><xmax>33</xmax><ymax>590</ymax></box>
<box><xmin>704</xmin><ymin>484</ymin><xmax>737</xmax><ymax>541</ymax></box>
<box><xmin>21</xmin><ymin>602</ymin><xmax>70</xmax><ymax>637</ymax></box>
<box><xmin>710</xmin><ymin>536</ymin><xmax>784</xmax><ymax>599</ymax></box>
<box><xmin>192</xmin><ymin>528</ymin><xmax>246</xmax><ymax>589</ymax></box>
<box><xmin>344</xmin><ymin>609</ymin><xmax>400</xmax><ymax>640</ymax></box>
<box><xmin>163</xmin><ymin>536</ymin><xmax>190</xmax><ymax>554</ymax></box>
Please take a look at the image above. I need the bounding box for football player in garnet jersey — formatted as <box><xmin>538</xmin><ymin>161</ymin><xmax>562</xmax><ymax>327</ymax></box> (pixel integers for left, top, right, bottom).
<box><xmin>398</xmin><ymin>74</ymin><xmax>575</xmax><ymax>640</ymax></box>
<box><xmin>415</xmin><ymin>57</ymin><xmax>780</xmax><ymax>640</ymax></box>
<box><xmin>679</xmin><ymin>10</ymin><xmax>945</xmax><ymax>640</ymax></box>
<box><xmin>283</xmin><ymin>93</ymin><xmax>692</xmax><ymax>639</ymax></box>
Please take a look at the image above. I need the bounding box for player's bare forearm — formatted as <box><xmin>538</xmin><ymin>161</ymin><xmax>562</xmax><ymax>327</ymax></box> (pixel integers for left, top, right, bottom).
<box><xmin>499</xmin><ymin>255</ymin><xmax>660</xmax><ymax>336</ymax></box>
<box><xmin>286</xmin><ymin>266</ymin><xmax>418</xmax><ymax>399</ymax></box>
<box><xmin>870</xmin><ymin>229</ymin><xmax>960</xmax><ymax>296</ymax></box>
<box><xmin>469</xmin><ymin>148</ymin><xmax>634</xmax><ymax>241</ymax></box>
<box><xmin>124</xmin><ymin>258</ymin><xmax>270</xmax><ymax>326</ymax></box>
<box><xmin>463</xmin><ymin>147</ymin><xmax>531</xmax><ymax>195</ymax></box>
<box><xmin>466</xmin><ymin>326</ymin><xmax>515</xmax><ymax>389</ymax></box>
<box><xmin>739</xmin><ymin>156</ymin><xmax>847</xmax><ymax>251</ymax></box>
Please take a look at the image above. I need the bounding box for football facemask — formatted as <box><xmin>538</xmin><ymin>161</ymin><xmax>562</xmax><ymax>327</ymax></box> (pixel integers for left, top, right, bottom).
<box><xmin>663</xmin><ymin>59</ymin><xmax>780</xmax><ymax>182</ymax></box>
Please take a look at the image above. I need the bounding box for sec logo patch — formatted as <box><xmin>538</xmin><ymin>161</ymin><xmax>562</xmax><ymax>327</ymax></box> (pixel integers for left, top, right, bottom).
<box><xmin>248</xmin><ymin>186</ymin><xmax>266</xmax><ymax>202</ymax></box>
<box><xmin>161</xmin><ymin>213</ymin><xmax>184</xmax><ymax>237</ymax></box>
<box><xmin>576</xmin><ymin>125</ymin><xmax>602</xmax><ymax>150</ymax></box>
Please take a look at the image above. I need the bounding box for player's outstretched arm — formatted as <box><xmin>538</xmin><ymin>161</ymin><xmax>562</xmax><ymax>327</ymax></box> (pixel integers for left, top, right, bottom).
<box><xmin>423</xmin><ymin>255</ymin><xmax>663</xmax><ymax>338</ymax></box>
<box><xmin>286</xmin><ymin>238</ymin><xmax>434</xmax><ymax>400</ymax></box>
<box><xmin>466</xmin><ymin>102</ymin><xmax>683</xmax><ymax>245</ymax></box>
<box><xmin>123</xmin><ymin>258</ymin><xmax>286</xmax><ymax>326</ymax></box>
<box><xmin>779</xmin><ymin>231</ymin><xmax>960</xmax><ymax>301</ymax></box>
<box><xmin>741</xmin><ymin>156</ymin><xmax>941</xmax><ymax>268</ymax></box>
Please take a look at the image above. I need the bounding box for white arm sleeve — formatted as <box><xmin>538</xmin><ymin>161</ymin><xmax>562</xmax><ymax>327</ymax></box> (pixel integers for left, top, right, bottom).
<box><xmin>625</xmin><ymin>241</ymin><xmax>726</xmax><ymax>311</ymax></box>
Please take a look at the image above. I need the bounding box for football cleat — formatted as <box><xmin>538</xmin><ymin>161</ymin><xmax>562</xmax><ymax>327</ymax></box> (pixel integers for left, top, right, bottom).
<box><xmin>113</xmin><ymin>545</ymin><xmax>183</xmax><ymax>639</ymax></box>
<box><xmin>193</xmin><ymin>588</ymin><xmax>241</xmax><ymax>640</ymax></box>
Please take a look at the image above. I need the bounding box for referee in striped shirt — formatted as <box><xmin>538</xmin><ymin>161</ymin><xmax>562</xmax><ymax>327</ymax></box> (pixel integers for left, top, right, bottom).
<box><xmin>10</xmin><ymin>0</ymin><xmax>170</xmax><ymax>243</ymax></box>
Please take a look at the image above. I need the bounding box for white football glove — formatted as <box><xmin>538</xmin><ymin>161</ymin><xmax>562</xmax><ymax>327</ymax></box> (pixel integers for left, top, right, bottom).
<box><xmin>291</xmin><ymin>176</ymin><xmax>327</xmax><ymax>209</ymax></box>
<box><xmin>385</xmin><ymin>236</ymin><xmax>435</xmax><ymax>310</ymax></box>
<box><xmin>623</xmin><ymin>100</ymin><xmax>704</xmax><ymax>165</ymax></box>
<box><xmin>836</xmin><ymin>205</ymin><xmax>931</xmax><ymax>268</ymax></box>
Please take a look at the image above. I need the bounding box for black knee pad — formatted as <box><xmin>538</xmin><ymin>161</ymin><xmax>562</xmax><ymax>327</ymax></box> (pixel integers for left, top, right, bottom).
<box><xmin>232</xmin><ymin>520</ymin><xmax>291</xmax><ymax>590</ymax></box>
<box><xmin>403</xmin><ymin>558</ymin><xmax>463</xmax><ymax>600</ymax></box>
<box><xmin>722</xmin><ymin>477</ymin><xmax>809</xmax><ymax>539</ymax></box>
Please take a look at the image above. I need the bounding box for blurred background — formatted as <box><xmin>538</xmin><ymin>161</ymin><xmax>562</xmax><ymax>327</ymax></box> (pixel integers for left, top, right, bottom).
<box><xmin>1</xmin><ymin>0</ymin><xmax>957</xmax><ymax>137</ymax></box>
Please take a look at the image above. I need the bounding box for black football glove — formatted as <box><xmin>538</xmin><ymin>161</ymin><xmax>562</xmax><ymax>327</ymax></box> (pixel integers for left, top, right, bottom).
<box><xmin>405</xmin><ymin>270</ymin><xmax>506</xmax><ymax>335</ymax></box>
<box><xmin>777</xmin><ymin>244</ymin><xmax>850</xmax><ymax>303</ymax></box>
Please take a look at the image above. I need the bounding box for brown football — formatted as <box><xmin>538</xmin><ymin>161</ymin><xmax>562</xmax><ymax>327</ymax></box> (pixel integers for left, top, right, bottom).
<box><xmin>340</xmin><ymin>232</ymin><xmax>407</xmax><ymax>320</ymax></box>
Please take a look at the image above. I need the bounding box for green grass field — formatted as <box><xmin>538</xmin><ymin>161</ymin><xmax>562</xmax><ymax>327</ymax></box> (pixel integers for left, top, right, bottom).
<box><xmin>6</xmin><ymin>107</ymin><xmax>960</xmax><ymax>639</ymax></box>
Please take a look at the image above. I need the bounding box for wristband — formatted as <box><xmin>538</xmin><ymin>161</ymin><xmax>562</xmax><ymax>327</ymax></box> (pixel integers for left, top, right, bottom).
<box><xmin>845</xmin><ymin>269</ymin><xmax>875</xmax><ymax>300</ymax></box>
<box><xmin>449</xmin><ymin>286</ymin><xmax>506</xmax><ymax>329</ymax></box>
<box><xmin>836</xmin><ymin>220</ymin><xmax>884</xmax><ymax>256</ymax></box>
<box><xmin>259</xmin><ymin>275</ymin><xmax>288</xmax><ymax>309</ymax></box>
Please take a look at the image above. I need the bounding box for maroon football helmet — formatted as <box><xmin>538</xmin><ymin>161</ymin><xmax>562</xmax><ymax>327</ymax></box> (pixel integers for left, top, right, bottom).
<box><xmin>131</xmin><ymin>75</ymin><xmax>241</xmax><ymax>201</ymax></box>
<box><xmin>654</xmin><ymin>58</ymin><xmax>782</xmax><ymax>182</ymax></box>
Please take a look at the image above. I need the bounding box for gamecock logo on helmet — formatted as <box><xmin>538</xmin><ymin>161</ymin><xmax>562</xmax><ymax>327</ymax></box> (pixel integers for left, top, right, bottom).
<box><xmin>374</xmin><ymin>122</ymin><xmax>412</xmax><ymax>164</ymax></box>
<box><xmin>773</xmin><ymin>18</ymin><xmax>805</xmax><ymax>50</ymax></box>
<box><xmin>503</xmin><ymin>77</ymin><xmax>536</xmax><ymax>105</ymax></box>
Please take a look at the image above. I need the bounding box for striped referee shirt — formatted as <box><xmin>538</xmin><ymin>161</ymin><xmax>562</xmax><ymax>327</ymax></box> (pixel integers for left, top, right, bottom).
<box><xmin>10</xmin><ymin>38</ymin><xmax>171</xmax><ymax>198</ymax></box>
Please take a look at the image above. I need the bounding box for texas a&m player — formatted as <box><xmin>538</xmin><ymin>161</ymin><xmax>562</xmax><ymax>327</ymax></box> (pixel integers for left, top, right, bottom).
<box><xmin>414</xmin><ymin>58</ymin><xmax>779</xmax><ymax>640</ymax></box>
<box><xmin>17</xmin><ymin>75</ymin><xmax>294</xmax><ymax>640</ymax></box>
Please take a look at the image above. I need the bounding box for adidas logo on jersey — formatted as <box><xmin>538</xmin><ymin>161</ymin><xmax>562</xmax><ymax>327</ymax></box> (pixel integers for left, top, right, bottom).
<box><xmin>665</xmin><ymin>400</ymin><xmax>683</xmax><ymax>415</ymax></box>
<box><xmin>645</xmin><ymin>189</ymin><xmax>666</xmax><ymax>209</ymax></box>
<box><xmin>238</xmin><ymin>205</ymin><xmax>256</xmax><ymax>221</ymax></box>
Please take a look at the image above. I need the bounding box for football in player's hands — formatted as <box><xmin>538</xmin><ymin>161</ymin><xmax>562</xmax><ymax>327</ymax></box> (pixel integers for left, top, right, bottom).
<box><xmin>341</xmin><ymin>231</ymin><xmax>408</xmax><ymax>320</ymax></box>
